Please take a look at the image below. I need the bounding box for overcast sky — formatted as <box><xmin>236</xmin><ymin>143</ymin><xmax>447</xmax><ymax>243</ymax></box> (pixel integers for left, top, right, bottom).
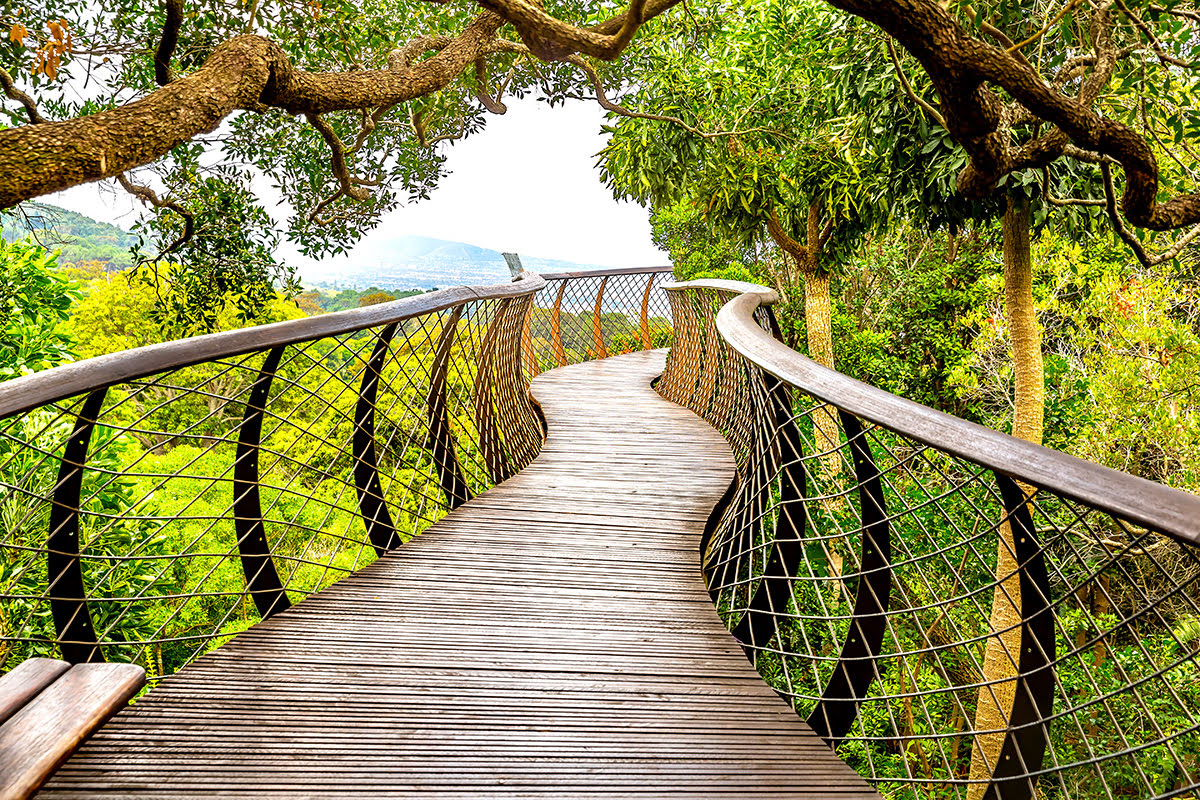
<box><xmin>45</xmin><ymin>98</ymin><xmax>668</xmax><ymax>278</ymax></box>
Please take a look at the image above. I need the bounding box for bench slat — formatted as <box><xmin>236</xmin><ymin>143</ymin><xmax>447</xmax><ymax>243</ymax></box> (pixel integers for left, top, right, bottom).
<box><xmin>0</xmin><ymin>662</ymin><xmax>144</xmax><ymax>800</ymax></box>
<box><xmin>0</xmin><ymin>659</ymin><xmax>70</xmax><ymax>726</ymax></box>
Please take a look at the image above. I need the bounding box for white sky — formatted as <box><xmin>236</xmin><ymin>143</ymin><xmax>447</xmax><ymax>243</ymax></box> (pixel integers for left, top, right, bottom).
<box><xmin>44</xmin><ymin>98</ymin><xmax>668</xmax><ymax>277</ymax></box>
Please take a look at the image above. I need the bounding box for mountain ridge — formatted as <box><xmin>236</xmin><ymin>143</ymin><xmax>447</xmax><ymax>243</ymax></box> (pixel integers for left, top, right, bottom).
<box><xmin>3</xmin><ymin>204</ymin><xmax>659</xmax><ymax>289</ymax></box>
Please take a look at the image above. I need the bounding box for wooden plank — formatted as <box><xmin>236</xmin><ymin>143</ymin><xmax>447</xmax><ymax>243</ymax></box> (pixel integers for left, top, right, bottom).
<box><xmin>0</xmin><ymin>658</ymin><xmax>70</xmax><ymax>726</ymax></box>
<box><xmin>38</xmin><ymin>351</ymin><xmax>877</xmax><ymax>799</ymax></box>
<box><xmin>0</xmin><ymin>662</ymin><xmax>144</xmax><ymax>800</ymax></box>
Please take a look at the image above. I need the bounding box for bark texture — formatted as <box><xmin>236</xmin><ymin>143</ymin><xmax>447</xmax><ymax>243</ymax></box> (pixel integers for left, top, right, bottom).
<box><xmin>0</xmin><ymin>0</ymin><xmax>684</xmax><ymax>209</ymax></box>
<box><xmin>767</xmin><ymin>204</ymin><xmax>841</xmax><ymax>473</ymax></box>
<box><xmin>966</xmin><ymin>196</ymin><xmax>1043</xmax><ymax>797</ymax></box>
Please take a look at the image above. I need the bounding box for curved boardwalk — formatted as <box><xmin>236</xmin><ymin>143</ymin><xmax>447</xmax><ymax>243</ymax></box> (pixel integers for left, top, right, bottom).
<box><xmin>40</xmin><ymin>351</ymin><xmax>875</xmax><ymax>798</ymax></box>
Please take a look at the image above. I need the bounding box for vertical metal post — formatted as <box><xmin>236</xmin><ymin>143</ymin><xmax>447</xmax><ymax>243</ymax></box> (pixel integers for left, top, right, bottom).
<box><xmin>48</xmin><ymin>389</ymin><xmax>108</xmax><ymax>664</ymax></box>
<box><xmin>474</xmin><ymin>300</ymin><xmax>513</xmax><ymax>483</ymax></box>
<box><xmin>550</xmin><ymin>282</ymin><xmax>568</xmax><ymax>367</ymax></box>
<box><xmin>354</xmin><ymin>324</ymin><xmax>400</xmax><ymax>555</ymax></box>
<box><xmin>592</xmin><ymin>276</ymin><xmax>609</xmax><ymax>360</ymax></box>
<box><xmin>233</xmin><ymin>346</ymin><xmax>292</xmax><ymax>619</ymax></box>
<box><xmin>426</xmin><ymin>308</ymin><xmax>473</xmax><ymax>509</ymax></box>
<box><xmin>808</xmin><ymin>411</ymin><xmax>892</xmax><ymax>743</ymax></box>
<box><xmin>640</xmin><ymin>273</ymin><xmax>655</xmax><ymax>350</ymax></box>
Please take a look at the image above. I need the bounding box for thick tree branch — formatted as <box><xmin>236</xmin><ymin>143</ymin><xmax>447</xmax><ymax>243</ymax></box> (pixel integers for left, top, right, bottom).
<box><xmin>0</xmin><ymin>67</ymin><xmax>48</xmax><ymax>125</ymax></box>
<box><xmin>766</xmin><ymin>208</ymin><xmax>806</xmax><ymax>262</ymax></box>
<box><xmin>0</xmin><ymin>13</ymin><xmax>507</xmax><ymax>208</ymax></box>
<box><xmin>478</xmin><ymin>0</ymin><xmax>671</xmax><ymax>61</ymax></box>
<box><xmin>154</xmin><ymin>0</ymin><xmax>185</xmax><ymax>86</ymax></box>
<box><xmin>827</xmin><ymin>0</ymin><xmax>1200</xmax><ymax>231</ymax></box>
<box><xmin>474</xmin><ymin>58</ymin><xmax>507</xmax><ymax>114</ymax></box>
<box><xmin>1100</xmin><ymin>162</ymin><xmax>1200</xmax><ymax>267</ymax></box>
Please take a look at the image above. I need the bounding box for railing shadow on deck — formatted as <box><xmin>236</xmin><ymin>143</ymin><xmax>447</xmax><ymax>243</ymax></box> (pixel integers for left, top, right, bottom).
<box><xmin>660</xmin><ymin>279</ymin><xmax>1200</xmax><ymax>800</ymax></box>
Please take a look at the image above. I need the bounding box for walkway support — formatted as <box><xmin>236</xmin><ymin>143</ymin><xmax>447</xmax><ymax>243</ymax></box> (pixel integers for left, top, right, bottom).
<box><xmin>4</xmin><ymin>267</ymin><xmax>1200</xmax><ymax>800</ymax></box>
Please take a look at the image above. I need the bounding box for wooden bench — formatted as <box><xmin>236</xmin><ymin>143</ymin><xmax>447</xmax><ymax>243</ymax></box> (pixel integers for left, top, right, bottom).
<box><xmin>0</xmin><ymin>658</ymin><xmax>144</xmax><ymax>800</ymax></box>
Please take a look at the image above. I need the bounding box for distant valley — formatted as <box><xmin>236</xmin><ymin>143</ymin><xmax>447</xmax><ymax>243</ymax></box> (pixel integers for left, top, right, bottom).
<box><xmin>3</xmin><ymin>204</ymin><xmax>639</xmax><ymax>290</ymax></box>
<box><xmin>299</xmin><ymin>235</ymin><xmax>625</xmax><ymax>291</ymax></box>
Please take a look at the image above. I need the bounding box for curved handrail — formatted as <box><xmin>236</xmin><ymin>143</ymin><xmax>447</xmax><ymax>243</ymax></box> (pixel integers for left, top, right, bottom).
<box><xmin>0</xmin><ymin>265</ymin><xmax>668</xmax><ymax>679</ymax></box>
<box><xmin>0</xmin><ymin>272</ymin><xmax>545</xmax><ymax>419</ymax></box>
<box><xmin>527</xmin><ymin>266</ymin><xmax>675</xmax><ymax>373</ymax></box>
<box><xmin>537</xmin><ymin>264</ymin><xmax>672</xmax><ymax>280</ymax></box>
<box><xmin>716</xmin><ymin>288</ymin><xmax>1200</xmax><ymax>544</ymax></box>
<box><xmin>661</xmin><ymin>278</ymin><xmax>781</xmax><ymax>305</ymax></box>
<box><xmin>660</xmin><ymin>277</ymin><xmax>1200</xmax><ymax>800</ymax></box>
<box><xmin>0</xmin><ymin>271</ymin><xmax>550</xmax><ymax>675</ymax></box>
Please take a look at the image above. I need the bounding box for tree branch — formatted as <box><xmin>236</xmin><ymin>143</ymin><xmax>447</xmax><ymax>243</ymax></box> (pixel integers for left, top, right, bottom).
<box><xmin>766</xmin><ymin>207</ymin><xmax>806</xmax><ymax>261</ymax></box>
<box><xmin>478</xmin><ymin>0</ymin><xmax>669</xmax><ymax>61</ymax></box>
<box><xmin>1098</xmin><ymin>162</ymin><xmax>1200</xmax><ymax>267</ymax></box>
<box><xmin>887</xmin><ymin>38</ymin><xmax>944</xmax><ymax>127</ymax></box>
<box><xmin>0</xmin><ymin>12</ymin><xmax>507</xmax><ymax>208</ymax></box>
<box><xmin>474</xmin><ymin>58</ymin><xmax>507</xmax><ymax>114</ymax></box>
<box><xmin>827</xmin><ymin>0</ymin><xmax>1200</xmax><ymax>231</ymax></box>
<box><xmin>154</xmin><ymin>0</ymin><xmax>185</xmax><ymax>86</ymax></box>
<box><xmin>489</xmin><ymin>41</ymin><xmax>775</xmax><ymax>139</ymax></box>
<box><xmin>306</xmin><ymin>112</ymin><xmax>372</xmax><ymax>203</ymax></box>
<box><xmin>0</xmin><ymin>67</ymin><xmax>48</xmax><ymax>125</ymax></box>
<box><xmin>116</xmin><ymin>172</ymin><xmax>195</xmax><ymax>256</ymax></box>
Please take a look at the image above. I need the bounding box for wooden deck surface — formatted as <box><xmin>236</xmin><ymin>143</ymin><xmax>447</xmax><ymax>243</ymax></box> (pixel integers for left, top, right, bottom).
<box><xmin>40</xmin><ymin>350</ymin><xmax>877</xmax><ymax>798</ymax></box>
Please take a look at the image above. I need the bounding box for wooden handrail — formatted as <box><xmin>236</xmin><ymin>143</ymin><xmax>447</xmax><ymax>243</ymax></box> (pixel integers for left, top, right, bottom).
<box><xmin>0</xmin><ymin>272</ymin><xmax>545</xmax><ymax>419</ymax></box>
<box><xmin>537</xmin><ymin>265</ymin><xmax>672</xmax><ymax>280</ymax></box>
<box><xmin>711</xmin><ymin>285</ymin><xmax>1200</xmax><ymax>544</ymax></box>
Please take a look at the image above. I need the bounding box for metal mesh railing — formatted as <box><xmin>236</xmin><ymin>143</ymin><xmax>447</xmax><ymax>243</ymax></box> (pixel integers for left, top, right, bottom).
<box><xmin>659</xmin><ymin>280</ymin><xmax>1200</xmax><ymax>800</ymax></box>
<box><xmin>0</xmin><ymin>275</ymin><xmax>545</xmax><ymax>679</ymax></box>
<box><xmin>526</xmin><ymin>266</ymin><xmax>673</xmax><ymax>374</ymax></box>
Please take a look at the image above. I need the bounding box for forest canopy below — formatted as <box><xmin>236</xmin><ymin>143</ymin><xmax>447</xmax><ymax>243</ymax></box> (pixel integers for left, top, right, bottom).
<box><xmin>2</xmin><ymin>1</ymin><xmax>1200</xmax><ymax>794</ymax></box>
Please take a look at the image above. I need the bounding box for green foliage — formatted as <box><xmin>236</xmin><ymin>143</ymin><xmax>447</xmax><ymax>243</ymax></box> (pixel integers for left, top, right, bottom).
<box><xmin>0</xmin><ymin>416</ymin><xmax>176</xmax><ymax>670</ymax></box>
<box><xmin>651</xmin><ymin>200</ymin><xmax>762</xmax><ymax>282</ymax></box>
<box><xmin>131</xmin><ymin>173</ymin><xmax>299</xmax><ymax>333</ymax></box>
<box><xmin>0</xmin><ymin>237</ymin><xmax>78</xmax><ymax>378</ymax></box>
<box><xmin>600</xmin><ymin>0</ymin><xmax>886</xmax><ymax>274</ymax></box>
<box><xmin>0</xmin><ymin>0</ymin><xmax>611</xmax><ymax>330</ymax></box>
<box><xmin>314</xmin><ymin>286</ymin><xmax>424</xmax><ymax>313</ymax></box>
<box><xmin>829</xmin><ymin>230</ymin><xmax>992</xmax><ymax>417</ymax></box>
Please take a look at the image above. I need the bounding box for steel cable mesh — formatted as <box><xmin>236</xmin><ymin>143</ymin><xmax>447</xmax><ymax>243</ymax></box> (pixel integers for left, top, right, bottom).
<box><xmin>0</xmin><ymin>294</ymin><xmax>544</xmax><ymax>679</ymax></box>
<box><xmin>660</xmin><ymin>285</ymin><xmax>1200</xmax><ymax>800</ymax></box>
<box><xmin>529</xmin><ymin>269</ymin><xmax>674</xmax><ymax>373</ymax></box>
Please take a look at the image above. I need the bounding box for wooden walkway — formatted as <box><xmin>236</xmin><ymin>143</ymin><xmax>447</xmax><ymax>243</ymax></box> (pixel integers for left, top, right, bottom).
<box><xmin>39</xmin><ymin>351</ymin><xmax>876</xmax><ymax>798</ymax></box>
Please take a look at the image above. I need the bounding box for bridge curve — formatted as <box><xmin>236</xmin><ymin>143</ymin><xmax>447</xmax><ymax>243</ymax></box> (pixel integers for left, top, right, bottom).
<box><xmin>37</xmin><ymin>351</ymin><xmax>874</xmax><ymax>798</ymax></box>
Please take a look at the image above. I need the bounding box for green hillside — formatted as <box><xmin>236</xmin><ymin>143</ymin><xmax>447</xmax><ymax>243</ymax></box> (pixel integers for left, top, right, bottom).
<box><xmin>1</xmin><ymin>203</ymin><xmax>137</xmax><ymax>268</ymax></box>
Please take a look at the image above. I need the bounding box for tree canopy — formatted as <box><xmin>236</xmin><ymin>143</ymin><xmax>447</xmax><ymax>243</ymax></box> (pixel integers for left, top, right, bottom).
<box><xmin>1</xmin><ymin>0</ymin><xmax>1198</xmax><ymax>325</ymax></box>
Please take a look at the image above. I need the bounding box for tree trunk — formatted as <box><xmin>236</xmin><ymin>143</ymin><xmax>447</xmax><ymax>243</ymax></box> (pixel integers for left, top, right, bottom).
<box><xmin>765</xmin><ymin>203</ymin><xmax>841</xmax><ymax>476</ymax></box>
<box><xmin>966</xmin><ymin>195</ymin><xmax>1044</xmax><ymax>798</ymax></box>
<box><xmin>802</xmin><ymin>268</ymin><xmax>834</xmax><ymax>370</ymax></box>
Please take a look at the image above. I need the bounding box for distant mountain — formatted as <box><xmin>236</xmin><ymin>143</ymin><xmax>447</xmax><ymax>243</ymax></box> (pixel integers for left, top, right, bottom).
<box><xmin>2</xmin><ymin>203</ymin><xmax>137</xmax><ymax>268</ymax></box>
<box><xmin>1</xmin><ymin>204</ymin><xmax>656</xmax><ymax>291</ymax></box>
<box><xmin>301</xmin><ymin>234</ymin><xmax>632</xmax><ymax>291</ymax></box>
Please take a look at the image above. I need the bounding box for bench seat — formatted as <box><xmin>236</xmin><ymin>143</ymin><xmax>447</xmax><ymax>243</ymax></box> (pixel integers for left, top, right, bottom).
<box><xmin>0</xmin><ymin>659</ymin><xmax>144</xmax><ymax>800</ymax></box>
